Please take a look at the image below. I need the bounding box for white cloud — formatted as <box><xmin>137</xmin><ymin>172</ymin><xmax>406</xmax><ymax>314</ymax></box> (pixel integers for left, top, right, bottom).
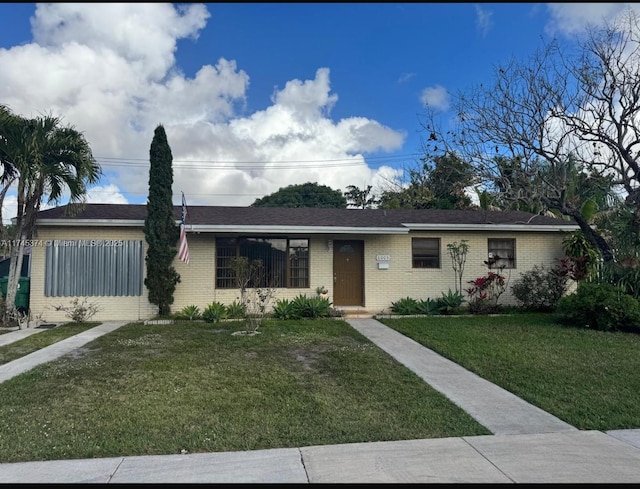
<box><xmin>86</xmin><ymin>185</ymin><xmax>129</xmax><ymax>204</ymax></box>
<box><xmin>168</xmin><ymin>67</ymin><xmax>405</xmax><ymax>206</ymax></box>
<box><xmin>0</xmin><ymin>4</ymin><xmax>406</xmax><ymax>211</ymax></box>
<box><xmin>420</xmin><ymin>85</ymin><xmax>450</xmax><ymax>111</ymax></box>
<box><xmin>271</xmin><ymin>67</ymin><xmax>338</xmax><ymax>119</ymax></box>
<box><xmin>1</xmin><ymin>183</ymin><xmax>127</xmax><ymax>225</ymax></box>
<box><xmin>545</xmin><ymin>3</ymin><xmax>638</xmax><ymax>36</ymax></box>
<box><xmin>30</xmin><ymin>3</ymin><xmax>210</xmax><ymax>79</ymax></box>
<box><xmin>397</xmin><ymin>72</ymin><xmax>415</xmax><ymax>84</ymax></box>
<box><xmin>475</xmin><ymin>5</ymin><xmax>494</xmax><ymax>38</ymax></box>
<box><xmin>1</xmin><ymin>194</ymin><xmax>17</xmax><ymax>226</ymax></box>
<box><xmin>1</xmin><ymin>191</ymin><xmax>58</xmax><ymax>225</ymax></box>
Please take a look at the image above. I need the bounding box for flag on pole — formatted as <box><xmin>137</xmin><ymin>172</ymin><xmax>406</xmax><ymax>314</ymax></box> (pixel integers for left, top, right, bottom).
<box><xmin>178</xmin><ymin>192</ymin><xmax>190</xmax><ymax>264</ymax></box>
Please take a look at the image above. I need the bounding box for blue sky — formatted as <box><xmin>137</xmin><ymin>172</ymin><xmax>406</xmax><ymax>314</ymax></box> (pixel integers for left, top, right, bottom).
<box><xmin>0</xmin><ymin>3</ymin><xmax>633</xmax><ymax>221</ymax></box>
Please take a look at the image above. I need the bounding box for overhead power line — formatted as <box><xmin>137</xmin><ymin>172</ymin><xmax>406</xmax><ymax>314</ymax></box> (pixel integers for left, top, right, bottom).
<box><xmin>93</xmin><ymin>153</ymin><xmax>423</xmax><ymax>170</ymax></box>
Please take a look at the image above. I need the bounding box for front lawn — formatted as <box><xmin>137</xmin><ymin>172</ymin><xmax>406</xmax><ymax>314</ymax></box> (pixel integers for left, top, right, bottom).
<box><xmin>378</xmin><ymin>312</ymin><xmax>640</xmax><ymax>431</ymax></box>
<box><xmin>0</xmin><ymin>319</ymin><xmax>489</xmax><ymax>463</ymax></box>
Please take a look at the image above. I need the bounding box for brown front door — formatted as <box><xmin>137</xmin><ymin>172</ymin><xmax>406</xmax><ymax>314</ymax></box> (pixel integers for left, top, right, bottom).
<box><xmin>333</xmin><ymin>240</ymin><xmax>364</xmax><ymax>306</ymax></box>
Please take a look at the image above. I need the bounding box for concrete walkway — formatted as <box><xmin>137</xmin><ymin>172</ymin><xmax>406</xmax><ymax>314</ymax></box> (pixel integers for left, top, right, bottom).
<box><xmin>0</xmin><ymin>318</ymin><xmax>639</xmax><ymax>482</ymax></box>
<box><xmin>347</xmin><ymin>318</ymin><xmax>576</xmax><ymax>435</ymax></box>
<box><xmin>0</xmin><ymin>321</ymin><xmax>128</xmax><ymax>383</ymax></box>
<box><xmin>0</xmin><ymin>325</ymin><xmax>47</xmax><ymax>346</ymax></box>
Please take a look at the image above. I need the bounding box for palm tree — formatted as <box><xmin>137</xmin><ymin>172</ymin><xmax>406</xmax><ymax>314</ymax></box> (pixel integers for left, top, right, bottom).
<box><xmin>0</xmin><ymin>105</ymin><xmax>102</xmax><ymax>322</ymax></box>
<box><xmin>0</xmin><ymin>106</ymin><xmax>20</xmax><ymax>227</ymax></box>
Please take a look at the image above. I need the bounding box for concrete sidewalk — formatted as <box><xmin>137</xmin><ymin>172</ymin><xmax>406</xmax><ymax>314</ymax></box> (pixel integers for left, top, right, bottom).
<box><xmin>0</xmin><ymin>430</ymin><xmax>639</xmax><ymax>483</ymax></box>
<box><xmin>0</xmin><ymin>318</ymin><xmax>639</xmax><ymax>482</ymax></box>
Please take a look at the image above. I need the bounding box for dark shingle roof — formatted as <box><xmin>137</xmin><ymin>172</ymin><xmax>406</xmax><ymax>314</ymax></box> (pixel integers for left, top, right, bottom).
<box><xmin>35</xmin><ymin>203</ymin><xmax>577</xmax><ymax>229</ymax></box>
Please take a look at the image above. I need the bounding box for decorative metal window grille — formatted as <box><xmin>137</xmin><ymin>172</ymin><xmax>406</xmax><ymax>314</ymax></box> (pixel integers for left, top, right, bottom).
<box><xmin>216</xmin><ymin>237</ymin><xmax>309</xmax><ymax>289</ymax></box>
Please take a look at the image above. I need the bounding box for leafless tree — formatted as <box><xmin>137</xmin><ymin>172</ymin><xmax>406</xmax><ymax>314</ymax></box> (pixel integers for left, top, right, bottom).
<box><xmin>230</xmin><ymin>257</ymin><xmax>277</xmax><ymax>335</ymax></box>
<box><xmin>421</xmin><ymin>8</ymin><xmax>640</xmax><ymax>262</ymax></box>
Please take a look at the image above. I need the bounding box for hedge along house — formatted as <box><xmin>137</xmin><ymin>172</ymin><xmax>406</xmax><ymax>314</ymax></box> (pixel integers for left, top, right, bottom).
<box><xmin>27</xmin><ymin>203</ymin><xmax>580</xmax><ymax>322</ymax></box>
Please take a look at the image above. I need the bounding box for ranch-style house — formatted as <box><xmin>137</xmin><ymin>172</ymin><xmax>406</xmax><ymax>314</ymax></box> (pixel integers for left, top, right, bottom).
<box><xmin>25</xmin><ymin>203</ymin><xmax>580</xmax><ymax>322</ymax></box>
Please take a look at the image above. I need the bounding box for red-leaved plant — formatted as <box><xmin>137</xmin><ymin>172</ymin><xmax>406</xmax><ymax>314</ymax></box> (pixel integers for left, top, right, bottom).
<box><xmin>465</xmin><ymin>271</ymin><xmax>507</xmax><ymax>313</ymax></box>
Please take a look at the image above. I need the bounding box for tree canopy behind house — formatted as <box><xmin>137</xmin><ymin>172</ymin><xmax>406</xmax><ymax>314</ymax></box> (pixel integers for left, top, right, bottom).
<box><xmin>377</xmin><ymin>152</ymin><xmax>475</xmax><ymax>210</ymax></box>
<box><xmin>344</xmin><ymin>184</ymin><xmax>379</xmax><ymax>209</ymax></box>
<box><xmin>251</xmin><ymin>182</ymin><xmax>347</xmax><ymax>208</ymax></box>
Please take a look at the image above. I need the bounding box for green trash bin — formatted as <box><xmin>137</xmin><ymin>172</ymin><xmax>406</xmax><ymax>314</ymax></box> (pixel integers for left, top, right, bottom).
<box><xmin>0</xmin><ymin>276</ymin><xmax>30</xmax><ymax>311</ymax></box>
<box><xmin>16</xmin><ymin>277</ymin><xmax>30</xmax><ymax>311</ymax></box>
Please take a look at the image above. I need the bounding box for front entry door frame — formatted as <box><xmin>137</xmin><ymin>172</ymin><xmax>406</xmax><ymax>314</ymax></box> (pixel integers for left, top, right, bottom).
<box><xmin>333</xmin><ymin>239</ymin><xmax>364</xmax><ymax>307</ymax></box>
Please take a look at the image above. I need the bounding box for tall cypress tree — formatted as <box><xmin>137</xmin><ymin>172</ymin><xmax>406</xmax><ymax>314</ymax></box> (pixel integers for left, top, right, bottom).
<box><xmin>144</xmin><ymin>124</ymin><xmax>180</xmax><ymax>316</ymax></box>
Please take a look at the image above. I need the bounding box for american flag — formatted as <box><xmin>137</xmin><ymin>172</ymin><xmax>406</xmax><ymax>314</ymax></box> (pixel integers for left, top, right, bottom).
<box><xmin>178</xmin><ymin>192</ymin><xmax>190</xmax><ymax>264</ymax></box>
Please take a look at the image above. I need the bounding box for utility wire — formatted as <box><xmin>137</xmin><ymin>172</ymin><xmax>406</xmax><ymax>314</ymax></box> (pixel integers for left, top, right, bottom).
<box><xmin>93</xmin><ymin>153</ymin><xmax>423</xmax><ymax>169</ymax></box>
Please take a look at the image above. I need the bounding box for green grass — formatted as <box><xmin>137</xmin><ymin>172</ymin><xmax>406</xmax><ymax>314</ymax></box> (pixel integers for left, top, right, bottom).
<box><xmin>2</xmin><ymin>313</ymin><xmax>638</xmax><ymax>464</ymax></box>
<box><xmin>0</xmin><ymin>319</ymin><xmax>489</xmax><ymax>463</ymax></box>
<box><xmin>378</xmin><ymin>312</ymin><xmax>640</xmax><ymax>432</ymax></box>
<box><xmin>0</xmin><ymin>322</ymin><xmax>99</xmax><ymax>366</ymax></box>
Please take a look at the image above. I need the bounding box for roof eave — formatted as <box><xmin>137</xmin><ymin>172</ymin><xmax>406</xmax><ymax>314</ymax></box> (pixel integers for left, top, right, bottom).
<box><xmin>188</xmin><ymin>225</ymin><xmax>408</xmax><ymax>234</ymax></box>
<box><xmin>35</xmin><ymin>220</ymin><xmax>409</xmax><ymax>234</ymax></box>
<box><xmin>34</xmin><ymin>220</ymin><xmax>580</xmax><ymax>233</ymax></box>
<box><xmin>36</xmin><ymin>219</ymin><xmax>146</xmax><ymax>227</ymax></box>
<box><xmin>402</xmin><ymin>223</ymin><xmax>580</xmax><ymax>232</ymax></box>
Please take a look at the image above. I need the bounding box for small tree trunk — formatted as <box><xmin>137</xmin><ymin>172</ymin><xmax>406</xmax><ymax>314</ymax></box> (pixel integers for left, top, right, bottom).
<box><xmin>5</xmin><ymin>234</ymin><xmax>26</xmax><ymax>326</ymax></box>
<box><xmin>5</xmin><ymin>189</ymin><xmax>31</xmax><ymax>325</ymax></box>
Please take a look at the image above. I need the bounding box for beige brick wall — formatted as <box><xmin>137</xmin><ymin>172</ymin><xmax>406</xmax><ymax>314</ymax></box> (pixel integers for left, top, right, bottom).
<box><xmin>355</xmin><ymin>231</ymin><xmax>570</xmax><ymax>313</ymax></box>
<box><xmin>28</xmin><ymin>227</ymin><xmax>571</xmax><ymax>321</ymax></box>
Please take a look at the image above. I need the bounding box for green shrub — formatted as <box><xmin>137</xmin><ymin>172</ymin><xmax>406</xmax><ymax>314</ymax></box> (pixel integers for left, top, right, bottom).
<box><xmin>562</xmin><ymin>231</ymin><xmax>600</xmax><ymax>281</ymax></box>
<box><xmin>202</xmin><ymin>301</ymin><xmax>227</xmax><ymax>323</ymax></box>
<box><xmin>511</xmin><ymin>263</ymin><xmax>571</xmax><ymax>312</ymax></box>
<box><xmin>176</xmin><ymin>304</ymin><xmax>201</xmax><ymax>321</ymax></box>
<box><xmin>226</xmin><ymin>300</ymin><xmax>246</xmax><ymax>319</ymax></box>
<box><xmin>53</xmin><ymin>297</ymin><xmax>101</xmax><ymax>323</ymax></box>
<box><xmin>599</xmin><ymin>261</ymin><xmax>640</xmax><ymax>299</ymax></box>
<box><xmin>272</xmin><ymin>295</ymin><xmax>333</xmax><ymax>320</ymax></box>
<box><xmin>291</xmin><ymin>294</ymin><xmax>332</xmax><ymax>318</ymax></box>
<box><xmin>555</xmin><ymin>282</ymin><xmax>640</xmax><ymax>332</ymax></box>
<box><xmin>437</xmin><ymin>289</ymin><xmax>465</xmax><ymax>315</ymax></box>
<box><xmin>391</xmin><ymin>294</ymin><xmax>465</xmax><ymax>316</ymax></box>
<box><xmin>272</xmin><ymin>298</ymin><xmax>301</xmax><ymax>320</ymax></box>
<box><xmin>416</xmin><ymin>298</ymin><xmax>439</xmax><ymax>315</ymax></box>
<box><xmin>390</xmin><ymin>297</ymin><xmax>419</xmax><ymax>315</ymax></box>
